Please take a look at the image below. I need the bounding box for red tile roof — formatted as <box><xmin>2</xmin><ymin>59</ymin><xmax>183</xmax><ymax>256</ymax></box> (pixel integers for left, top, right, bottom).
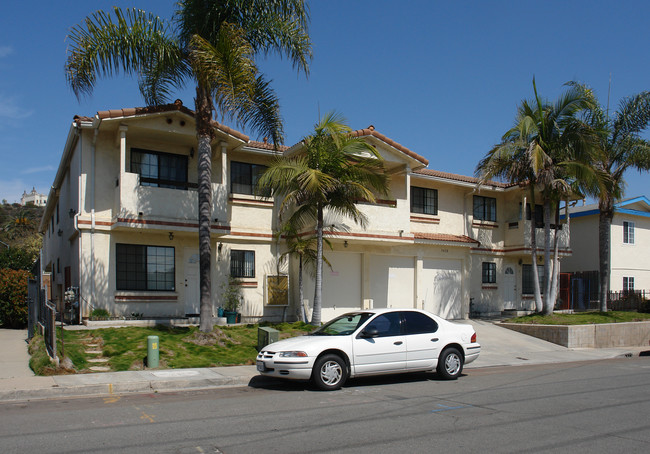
<box><xmin>414</xmin><ymin>168</ymin><xmax>515</xmax><ymax>188</ymax></box>
<box><xmin>350</xmin><ymin>125</ymin><xmax>429</xmax><ymax>166</ymax></box>
<box><xmin>413</xmin><ymin>232</ymin><xmax>479</xmax><ymax>244</ymax></box>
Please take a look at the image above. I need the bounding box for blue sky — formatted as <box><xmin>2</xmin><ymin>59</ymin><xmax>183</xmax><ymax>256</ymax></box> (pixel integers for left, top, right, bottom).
<box><xmin>1</xmin><ymin>0</ymin><xmax>648</xmax><ymax>204</ymax></box>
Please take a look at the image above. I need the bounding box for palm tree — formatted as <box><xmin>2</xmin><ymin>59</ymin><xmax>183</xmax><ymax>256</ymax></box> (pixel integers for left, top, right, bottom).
<box><xmin>258</xmin><ymin>112</ymin><xmax>389</xmax><ymax>324</ymax></box>
<box><xmin>570</xmin><ymin>83</ymin><xmax>650</xmax><ymax>311</ymax></box>
<box><xmin>476</xmin><ymin>79</ymin><xmax>597</xmax><ymax>315</ymax></box>
<box><xmin>277</xmin><ymin>222</ymin><xmax>332</xmax><ymax>322</ymax></box>
<box><xmin>65</xmin><ymin>1</ymin><xmax>311</xmax><ymax>332</ymax></box>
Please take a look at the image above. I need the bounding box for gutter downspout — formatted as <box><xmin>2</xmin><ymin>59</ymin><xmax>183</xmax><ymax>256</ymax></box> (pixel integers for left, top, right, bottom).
<box><xmin>90</xmin><ymin>128</ymin><xmax>98</xmax><ymax>312</ymax></box>
<box><xmin>74</xmin><ymin>126</ymin><xmax>82</xmax><ymax>323</ymax></box>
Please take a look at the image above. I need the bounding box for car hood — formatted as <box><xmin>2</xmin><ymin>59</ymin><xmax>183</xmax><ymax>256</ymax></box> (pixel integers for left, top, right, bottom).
<box><xmin>262</xmin><ymin>334</ymin><xmax>349</xmax><ymax>354</ymax></box>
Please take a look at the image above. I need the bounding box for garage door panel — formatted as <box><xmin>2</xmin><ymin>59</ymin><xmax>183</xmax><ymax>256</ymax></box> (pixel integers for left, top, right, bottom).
<box><xmin>369</xmin><ymin>255</ymin><xmax>414</xmax><ymax>309</ymax></box>
<box><xmin>422</xmin><ymin>259</ymin><xmax>462</xmax><ymax>319</ymax></box>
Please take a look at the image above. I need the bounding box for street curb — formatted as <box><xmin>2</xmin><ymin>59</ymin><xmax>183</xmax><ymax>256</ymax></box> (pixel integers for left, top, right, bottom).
<box><xmin>0</xmin><ymin>375</ymin><xmax>254</xmax><ymax>403</ymax></box>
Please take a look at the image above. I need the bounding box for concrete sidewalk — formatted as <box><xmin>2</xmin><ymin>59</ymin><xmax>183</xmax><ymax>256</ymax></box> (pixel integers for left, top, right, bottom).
<box><xmin>0</xmin><ymin>321</ymin><xmax>646</xmax><ymax>403</ymax></box>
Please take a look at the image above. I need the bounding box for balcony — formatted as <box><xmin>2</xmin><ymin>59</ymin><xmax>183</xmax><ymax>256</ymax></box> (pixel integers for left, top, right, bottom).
<box><xmin>505</xmin><ymin>220</ymin><xmax>570</xmax><ymax>251</ymax></box>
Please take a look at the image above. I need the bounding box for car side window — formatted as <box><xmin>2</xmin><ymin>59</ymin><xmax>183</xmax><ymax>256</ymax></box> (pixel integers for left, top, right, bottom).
<box><xmin>365</xmin><ymin>312</ymin><xmax>402</xmax><ymax>337</ymax></box>
<box><xmin>403</xmin><ymin>311</ymin><xmax>438</xmax><ymax>335</ymax></box>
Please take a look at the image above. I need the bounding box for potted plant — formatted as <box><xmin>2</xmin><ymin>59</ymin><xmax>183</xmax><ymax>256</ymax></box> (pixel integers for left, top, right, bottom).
<box><xmin>221</xmin><ymin>277</ymin><xmax>242</xmax><ymax>324</ymax></box>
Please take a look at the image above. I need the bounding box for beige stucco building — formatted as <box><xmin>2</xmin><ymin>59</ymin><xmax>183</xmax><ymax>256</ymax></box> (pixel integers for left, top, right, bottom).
<box><xmin>562</xmin><ymin>197</ymin><xmax>650</xmax><ymax>294</ymax></box>
<box><xmin>40</xmin><ymin>102</ymin><xmax>572</xmax><ymax>322</ymax></box>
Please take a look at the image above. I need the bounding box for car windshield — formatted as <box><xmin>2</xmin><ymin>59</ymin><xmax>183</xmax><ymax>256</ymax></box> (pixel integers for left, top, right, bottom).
<box><xmin>311</xmin><ymin>313</ymin><xmax>373</xmax><ymax>336</ymax></box>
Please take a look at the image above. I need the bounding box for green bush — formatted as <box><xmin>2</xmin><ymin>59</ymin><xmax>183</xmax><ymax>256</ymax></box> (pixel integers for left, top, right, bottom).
<box><xmin>0</xmin><ymin>268</ymin><xmax>30</xmax><ymax>328</ymax></box>
<box><xmin>0</xmin><ymin>248</ymin><xmax>36</xmax><ymax>271</ymax></box>
<box><xmin>90</xmin><ymin>308</ymin><xmax>111</xmax><ymax>320</ymax></box>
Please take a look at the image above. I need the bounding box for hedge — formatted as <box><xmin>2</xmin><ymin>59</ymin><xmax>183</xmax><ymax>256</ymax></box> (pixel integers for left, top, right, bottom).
<box><xmin>0</xmin><ymin>268</ymin><xmax>30</xmax><ymax>328</ymax></box>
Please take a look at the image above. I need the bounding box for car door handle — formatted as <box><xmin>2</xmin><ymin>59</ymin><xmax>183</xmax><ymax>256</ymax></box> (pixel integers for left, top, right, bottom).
<box><xmin>394</xmin><ymin>341</ymin><xmax>403</xmax><ymax>345</ymax></box>
<box><xmin>431</xmin><ymin>338</ymin><xmax>439</xmax><ymax>342</ymax></box>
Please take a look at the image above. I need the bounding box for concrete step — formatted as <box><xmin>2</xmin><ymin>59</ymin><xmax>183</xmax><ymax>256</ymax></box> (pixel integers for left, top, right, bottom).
<box><xmin>88</xmin><ymin>366</ymin><xmax>111</xmax><ymax>372</ymax></box>
<box><xmin>84</xmin><ymin>350</ymin><xmax>103</xmax><ymax>355</ymax></box>
<box><xmin>87</xmin><ymin>358</ymin><xmax>109</xmax><ymax>363</ymax></box>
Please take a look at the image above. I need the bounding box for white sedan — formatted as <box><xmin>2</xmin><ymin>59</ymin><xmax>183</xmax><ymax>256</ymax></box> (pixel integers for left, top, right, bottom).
<box><xmin>256</xmin><ymin>308</ymin><xmax>480</xmax><ymax>390</ymax></box>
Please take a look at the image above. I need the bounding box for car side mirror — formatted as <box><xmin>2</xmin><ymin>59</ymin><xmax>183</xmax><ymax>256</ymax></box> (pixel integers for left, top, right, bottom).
<box><xmin>361</xmin><ymin>327</ymin><xmax>379</xmax><ymax>338</ymax></box>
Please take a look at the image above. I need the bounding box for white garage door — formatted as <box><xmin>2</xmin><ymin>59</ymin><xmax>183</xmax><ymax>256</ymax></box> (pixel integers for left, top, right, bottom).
<box><xmin>305</xmin><ymin>251</ymin><xmax>361</xmax><ymax>320</ymax></box>
<box><xmin>421</xmin><ymin>258</ymin><xmax>462</xmax><ymax>319</ymax></box>
<box><xmin>369</xmin><ymin>255</ymin><xmax>415</xmax><ymax>309</ymax></box>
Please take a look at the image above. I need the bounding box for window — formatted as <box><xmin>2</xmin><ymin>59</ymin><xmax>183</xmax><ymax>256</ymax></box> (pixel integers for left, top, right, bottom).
<box><xmin>482</xmin><ymin>262</ymin><xmax>496</xmax><ymax>284</ymax></box>
<box><xmin>231</xmin><ymin>161</ymin><xmax>268</xmax><ymax>195</ymax></box>
<box><xmin>473</xmin><ymin>195</ymin><xmax>496</xmax><ymax>222</ymax></box>
<box><xmin>411</xmin><ymin>186</ymin><xmax>438</xmax><ymax>215</ymax></box>
<box><xmin>131</xmin><ymin>148</ymin><xmax>189</xmax><ymax>190</ymax></box>
<box><xmin>56</xmin><ymin>203</ymin><xmax>59</xmax><ymax>225</ymax></box>
<box><xmin>365</xmin><ymin>312</ymin><xmax>402</xmax><ymax>337</ymax></box>
<box><xmin>403</xmin><ymin>311</ymin><xmax>438</xmax><ymax>334</ymax></box>
<box><xmin>116</xmin><ymin>244</ymin><xmax>175</xmax><ymax>291</ymax></box>
<box><xmin>623</xmin><ymin>221</ymin><xmax>635</xmax><ymax>244</ymax></box>
<box><xmin>230</xmin><ymin>250</ymin><xmax>255</xmax><ymax>278</ymax></box>
<box><xmin>522</xmin><ymin>264</ymin><xmax>544</xmax><ymax>295</ymax></box>
<box><xmin>623</xmin><ymin>277</ymin><xmax>634</xmax><ymax>293</ymax></box>
<box><xmin>520</xmin><ymin>203</ymin><xmax>544</xmax><ymax>228</ymax></box>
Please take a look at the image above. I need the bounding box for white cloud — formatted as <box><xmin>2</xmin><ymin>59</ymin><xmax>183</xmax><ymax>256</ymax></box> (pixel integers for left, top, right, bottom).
<box><xmin>0</xmin><ymin>93</ymin><xmax>33</xmax><ymax>120</ymax></box>
<box><xmin>0</xmin><ymin>46</ymin><xmax>12</xmax><ymax>58</ymax></box>
<box><xmin>20</xmin><ymin>165</ymin><xmax>56</xmax><ymax>175</ymax></box>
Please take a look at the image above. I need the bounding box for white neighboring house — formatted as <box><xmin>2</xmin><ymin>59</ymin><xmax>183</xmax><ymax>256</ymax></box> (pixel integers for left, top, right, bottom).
<box><xmin>21</xmin><ymin>187</ymin><xmax>47</xmax><ymax>206</ymax></box>
<box><xmin>39</xmin><ymin>102</ymin><xmax>572</xmax><ymax>322</ymax></box>
<box><xmin>563</xmin><ymin>196</ymin><xmax>650</xmax><ymax>294</ymax></box>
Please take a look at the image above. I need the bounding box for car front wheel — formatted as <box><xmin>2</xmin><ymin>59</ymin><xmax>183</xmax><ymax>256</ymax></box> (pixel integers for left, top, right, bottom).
<box><xmin>437</xmin><ymin>347</ymin><xmax>463</xmax><ymax>380</ymax></box>
<box><xmin>312</xmin><ymin>354</ymin><xmax>348</xmax><ymax>391</ymax></box>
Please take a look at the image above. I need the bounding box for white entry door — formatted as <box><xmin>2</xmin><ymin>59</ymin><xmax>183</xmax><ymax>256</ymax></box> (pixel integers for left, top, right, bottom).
<box><xmin>184</xmin><ymin>248</ymin><xmax>200</xmax><ymax>315</ymax></box>
<box><xmin>503</xmin><ymin>266</ymin><xmax>517</xmax><ymax>310</ymax></box>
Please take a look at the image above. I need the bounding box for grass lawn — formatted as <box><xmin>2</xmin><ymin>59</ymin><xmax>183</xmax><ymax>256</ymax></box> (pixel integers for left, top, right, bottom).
<box><xmin>29</xmin><ymin>322</ymin><xmax>314</xmax><ymax>376</ymax></box>
<box><xmin>505</xmin><ymin>311</ymin><xmax>650</xmax><ymax>325</ymax></box>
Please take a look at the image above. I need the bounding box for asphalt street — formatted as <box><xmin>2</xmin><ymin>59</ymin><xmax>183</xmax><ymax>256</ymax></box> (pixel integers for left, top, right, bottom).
<box><xmin>1</xmin><ymin>357</ymin><xmax>649</xmax><ymax>453</ymax></box>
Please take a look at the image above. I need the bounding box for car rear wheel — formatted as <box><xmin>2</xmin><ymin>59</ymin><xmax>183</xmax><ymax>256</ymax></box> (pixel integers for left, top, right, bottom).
<box><xmin>437</xmin><ymin>347</ymin><xmax>463</xmax><ymax>380</ymax></box>
<box><xmin>312</xmin><ymin>354</ymin><xmax>348</xmax><ymax>391</ymax></box>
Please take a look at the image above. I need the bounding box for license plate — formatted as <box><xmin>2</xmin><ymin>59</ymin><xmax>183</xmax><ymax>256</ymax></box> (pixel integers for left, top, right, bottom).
<box><xmin>256</xmin><ymin>361</ymin><xmax>266</xmax><ymax>372</ymax></box>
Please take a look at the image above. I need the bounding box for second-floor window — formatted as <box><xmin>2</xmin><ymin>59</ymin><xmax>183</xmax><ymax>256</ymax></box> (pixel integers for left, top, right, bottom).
<box><xmin>131</xmin><ymin>148</ymin><xmax>188</xmax><ymax>190</ymax></box>
<box><xmin>482</xmin><ymin>262</ymin><xmax>496</xmax><ymax>284</ymax></box>
<box><xmin>116</xmin><ymin>244</ymin><xmax>175</xmax><ymax>291</ymax></box>
<box><xmin>231</xmin><ymin>161</ymin><xmax>268</xmax><ymax>196</ymax></box>
<box><xmin>623</xmin><ymin>221</ymin><xmax>635</xmax><ymax>244</ymax></box>
<box><xmin>411</xmin><ymin>187</ymin><xmax>438</xmax><ymax>215</ymax></box>
<box><xmin>231</xmin><ymin>250</ymin><xmax>255</xmax><ymax>278</ymax></box>
<box><xmin>473</xmin><ymin>195</ymin><xmax>496</xmax><ymax>222</ymax></box>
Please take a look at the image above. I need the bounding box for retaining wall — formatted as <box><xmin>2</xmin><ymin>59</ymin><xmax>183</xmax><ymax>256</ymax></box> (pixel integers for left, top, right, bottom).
<box><xmin>499</xmin><ymin>321</ymin><xmax>650</xmax><ymax>348</ymax></box>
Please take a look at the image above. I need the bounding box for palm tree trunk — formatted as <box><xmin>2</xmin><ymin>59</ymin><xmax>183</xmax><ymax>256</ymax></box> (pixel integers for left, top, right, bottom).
<box><xmin>298</xmin><ymin>255</ymin><xmax>305</xmax><ymax>322</ymax></box>
<box><xmin>311</xmin><ymin>204</ymin><xmax>323</xmax><ymax>325</ymax></box>
<box><xmin>548</xmin><ymin>206</ymin><xmax>561</xmax><ymax>313</ymax></box>
<box><xmin>542</xmin><ymin>198</ymin><xmax>553</xmax><ymax>314</ymax></box>
<box><xmin>196</xmin><ymin>85</ymin><xmax>215</xmax><ymax>333</ymax></box>
<box><xmin>598</xmin><ymin>202</ymin><xmax>613</xmax><ymax>312</ymax></box>
<box><xmin>529</xmin><ymin>188</ymin><xmax>543</xmax><ymax>312</ymax></box>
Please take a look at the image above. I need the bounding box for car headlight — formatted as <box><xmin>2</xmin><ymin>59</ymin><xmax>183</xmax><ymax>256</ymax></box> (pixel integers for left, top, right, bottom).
<box><xmin>279</xmin><ymin>351</ymin><xmax>308</xmax><ymax>358</ymax></box>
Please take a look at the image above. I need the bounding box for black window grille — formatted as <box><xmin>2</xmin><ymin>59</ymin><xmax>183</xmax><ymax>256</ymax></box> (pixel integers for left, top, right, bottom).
<box><xmin>131</xmin><ymin>149</ymin><xmax>190</xmax><ymax>190</ymax></box>
<box><xmin>116</xmin><ymin>244</ymin><xmax>175</xmax><ymax>291</ymax></box>
<box><xmin>473</xmin><ymin>195</ymin><xmax>497</xmax><ymax>222</ymax></box>
<box><xmin>230</xmin><ymin>250</ymin><xmax>255</xmax><ymax>278</ymax></box>
<box><xmin>482</xmin><ymin>262</ymin><xmax>496</xmax><ymax>284</ymax></box>
<box><xmin>411</xmin><ymin>186</ymin><xmax>438</xmax><ymax>215</ymax></box>
<box><xmin>230</xmin><ymin>161</ymin><xmax>269</xmax><ymax>196</ymax></box>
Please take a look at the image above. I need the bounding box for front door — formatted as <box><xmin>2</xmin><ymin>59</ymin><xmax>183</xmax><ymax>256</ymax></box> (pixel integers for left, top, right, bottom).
<box><xmin>503</xmin><ymin>266</ymin><xmax>517</xmax><ymax>310</ymax></box>
<box><xmin>184</xmin><ymin>249</ymin><xmax>200</xmax><ymax>316</ymax></box>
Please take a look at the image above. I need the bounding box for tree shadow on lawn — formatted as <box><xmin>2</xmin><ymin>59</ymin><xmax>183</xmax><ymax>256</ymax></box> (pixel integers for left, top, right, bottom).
<box><xmin>248</xmin><ymin>371</ymin><xmax>468</xmax><ymax>392</ymax></box>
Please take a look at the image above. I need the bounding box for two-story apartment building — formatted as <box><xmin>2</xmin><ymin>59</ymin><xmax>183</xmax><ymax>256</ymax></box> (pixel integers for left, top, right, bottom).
<box><xmin>562</xmin><ymin>197</ymin><xmax>650</xmax><ymax>294</ymax></box>
<box><xmin>40</xmin><ymin>101</ymin><xmax>572</xmax><ymax>322</ymax></box>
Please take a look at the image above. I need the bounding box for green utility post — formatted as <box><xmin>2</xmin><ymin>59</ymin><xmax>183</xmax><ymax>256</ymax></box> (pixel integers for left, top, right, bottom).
<box><xmin>147</xmin><ymin>335</ymin><xmax>159</xmax><ymax>368</ymax></box>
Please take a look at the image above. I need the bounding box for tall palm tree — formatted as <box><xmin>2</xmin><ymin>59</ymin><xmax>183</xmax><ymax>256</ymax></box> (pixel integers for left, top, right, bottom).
<box><xmin>477</xmin><ymin>79</ymin><xmax>597</xmax><ymax>314</ymax></box>
<box><xmin>570</xmin><ymin>83</ymin><xmax>650</xmax><ymax>311</ymax></box>
<box><xmin>258</xmin><ymin>112</ymin><xmax>389</xmax><ymax>324</ymax></box>
<box><xmin>65</xmin><ymin>1</ymin><xmax>311</xmax><ymax>332</ymax></box>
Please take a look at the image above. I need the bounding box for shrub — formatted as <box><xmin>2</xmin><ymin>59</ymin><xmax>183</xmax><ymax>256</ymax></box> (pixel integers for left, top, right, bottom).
<box><xmin>0</xmin><ymin>268</ymin><xmax>30</xmax><ymax>328</ymax></box>
<box><xmin>0</xmin><ymin>248</ymin><xmax>36</xmax><ymax>271</ymax></box>
<box><xmin>90</xmin><ymin>308</ymin><xmax>111</xmax><ymax>320</ymax></box>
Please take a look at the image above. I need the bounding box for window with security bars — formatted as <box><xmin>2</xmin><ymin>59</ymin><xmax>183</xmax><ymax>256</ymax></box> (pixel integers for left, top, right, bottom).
<box><xmin>116</xmin><ymin>244</ymin><xmax>175</xmax><ymax>291</ymax></box>
<box><xmin>473</xmin><ymin>195</ymin><xmax>496</xmax><ymax>222</ymax></box>
<box><xmin>522</xmin><ymin>264</ymin><xmax>544</xmax><ymax>295</ymax></box>
<box><xmin>131</xmin><ymin>148</ymin><xmax>189</xmax><ymax>190</ymax></box>
<box><xmin>230</xmin><ymin>250</ymin><xmax>255</xmax><ymax>278</ymax></box>
<box><xmin>411</xmin><ymin>186</ymin><xmax>438</xmax><ymax>215</ymax></box>
<box><xmin>230</xmin><ymin>161</ymin><xmax>269</xmax><ymax>196</ymax></box>
<box><xmin>623</xmin><ymin>221</ymin><xmax>635</xmax><ymax>244</ymax></box>
<box><xmin>482</xmin><ymin>262</ymin><xmax>496</xmax><ymax>284</ymax></box>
